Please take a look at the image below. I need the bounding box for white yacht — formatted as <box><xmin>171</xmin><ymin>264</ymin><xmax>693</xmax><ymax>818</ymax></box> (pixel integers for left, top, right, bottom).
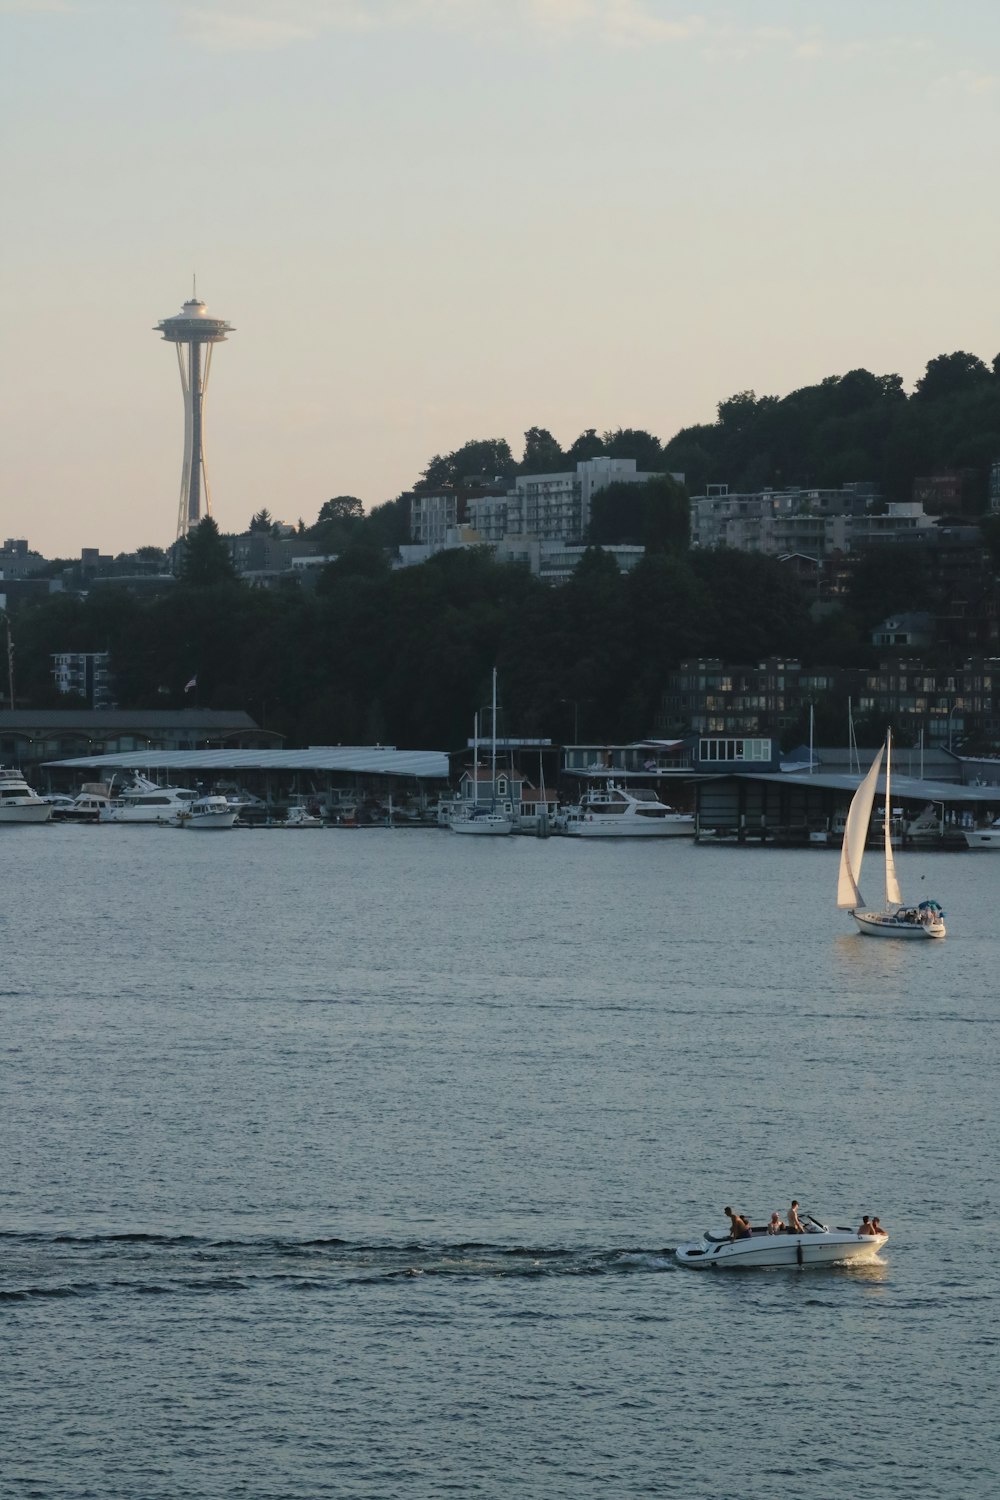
<box><xmin>0</xmin><ymin>767</ymin><xmax>53</xmax><ymax>824</ymax></box>
<box><xmin>176</xmin><ymin>794</ymin><xmax>239</xmax><ymax>830</ymax></box>
<box><xmin>99</xmin><ymin>774</ymin><xmax>198</xmax><ymax>825</ymax></box>
<box><xmin>562</xmin><ymin>782</ymin><xmax>693</xmax><ymax>837</ymax></box>
<box><xmin>964</xmin><ymin>818</ymin><xmax>1000</xmax><ymax>849</ymax></box>
<box><xmin>676</xmin><ymin>1216</ymin><xmax>887</xmax><ymax>1269</ymax></box>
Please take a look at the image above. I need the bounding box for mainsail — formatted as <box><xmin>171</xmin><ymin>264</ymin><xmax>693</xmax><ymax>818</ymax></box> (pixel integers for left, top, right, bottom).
<box><xmin>837</xmin><ymin>743</ymin><xmax>884</xmax><ymax>909</ymax></box>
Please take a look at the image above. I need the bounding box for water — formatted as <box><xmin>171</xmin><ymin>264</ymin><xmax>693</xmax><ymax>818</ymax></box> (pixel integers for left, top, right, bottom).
<box><xmin>2</xmin><ymin>827</ymin><xmax>998</xmax><ymax>1498</ymax></box>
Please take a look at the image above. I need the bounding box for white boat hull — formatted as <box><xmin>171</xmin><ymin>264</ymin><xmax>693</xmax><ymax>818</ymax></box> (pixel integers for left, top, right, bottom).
<box><xmin>450</xmin><ymin>815</ymin><xmax>512</xmax><ymax>836</ymax></box>
<box><xmin>0</xmin><ymin>802</ymin><xmax>53</xmax><ymax>824</ymax></box>
<box><xmin>852</xmin><ymin>910</ymin><xmax>945</xmax><ymax>939</ymax></box>
<box><xmin>676</xmin><ymin>1227</ymin><xmax>887</xmax><ymax>1269</ymax></box>
<box><xmin>964</xmin><ymin>829</ymin><xmax>1000</xmax><ymax>849</ymax></box>
<box><xmin>563</xmin><ymin>816</ymin><xmax>694</xmax><ymax>838</ymax></box>
<box><xmin>180</xmin><ymin>811</ymin><xmax>239</xmax><ymax>830</ymax></box>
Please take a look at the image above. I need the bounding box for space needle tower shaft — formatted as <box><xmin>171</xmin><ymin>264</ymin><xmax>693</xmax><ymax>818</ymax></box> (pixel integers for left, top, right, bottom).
<box><xmin>155</xmin><ymin>292</ymin><xmax>234</xmax><ymax>539</ymax></box>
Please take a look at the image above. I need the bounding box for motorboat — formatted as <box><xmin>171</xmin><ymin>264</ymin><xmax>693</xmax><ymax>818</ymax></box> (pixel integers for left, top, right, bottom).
<box><xmin>964</xmin><ymin>818</ymin><xmax>1000</xmax><ymax>850</ymax></box>
<box><xmin>99</xmin><ymin>774</ymin><xmax>198</xmax><ymax>825</ymax></box>
<box><xmin>175</xmin><ymin>794</ymin><xmax>239</xmax><ymax>830</ymax></box>
<box><xmin>0</xmin><ymin>766</ymin><xmax>53</xmax><ymax>824</ymax></box>
<box><xmin>837</xmin><ymin>732</ymin><xmax>946</xmax><ymax>938</ymax></box>
<box><xmin>50</xmin><ymin>790</ymin><xmax>112</xmax><ymax>823</ymax></box>
<box><xmin>675</xmin><ymin>1215</ymin><xmax>888</xmax><ymax>1269</ymax></box>
<box><xmin>41</xmin><ymin>794</ymin><xmax>78</xmax><ymax>818</ymax></box>
<box><xmin>280</xmin><ymin>806</ymin><xmax>323</xmax><ymax>828</ymax></box>
<box><xmin>562</xmin><ymin>781</ymin><xmax>694</xmax><ymax>837</ymax></box>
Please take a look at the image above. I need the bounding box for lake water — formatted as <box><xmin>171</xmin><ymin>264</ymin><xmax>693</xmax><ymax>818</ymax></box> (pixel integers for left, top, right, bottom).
<box><xmin>2</xmin><ymin>826</ymin><xmax>998</xmax><ymax>1498</ymax></box>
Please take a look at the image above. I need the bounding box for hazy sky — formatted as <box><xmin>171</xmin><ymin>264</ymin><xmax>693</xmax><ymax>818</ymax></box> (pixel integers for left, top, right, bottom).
<box><xmin>2</xmin><ymin>0</ymin><xmax>999</xmax><ymax>556</ymax></box>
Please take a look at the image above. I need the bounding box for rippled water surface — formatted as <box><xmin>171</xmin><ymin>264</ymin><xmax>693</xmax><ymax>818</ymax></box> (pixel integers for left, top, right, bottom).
<box><xmin>2</xmin><ymin>827</ymin><xmax>998</xmax><ymax>1497</ymax></box>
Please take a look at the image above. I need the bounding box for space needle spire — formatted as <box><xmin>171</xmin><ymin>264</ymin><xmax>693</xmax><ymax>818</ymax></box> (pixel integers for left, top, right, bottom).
<box><xmin>155</xmin><ymin>289</ymin><xmax>235</xmax><ymax>539</ymax></box>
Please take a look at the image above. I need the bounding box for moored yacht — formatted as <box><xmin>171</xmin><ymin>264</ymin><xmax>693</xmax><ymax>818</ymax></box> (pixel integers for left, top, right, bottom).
<box><xmin>99</xmin><ymin>774</ymin><xmax>198</xmax><ymax>825</ymax></box>
<box><xmin>675</xmin><ymin>1216</ymin><xmax>887</xmax><ymax>1269</ymax></box>
<box><xmin>563</xmin><ymin>782</ymin><xmax>693</xmax><ymax>837</ymax></box>
<box><xmin>176</xmin><ymin>794</ymin><xmax>239</xmax><ymax>829</ymax></box>
<box><xmin>964</xmin><ymin>818</ymin><xmax>1000</xmax><ymax>849</ymax></box>
<box><xmin>0</xmin><ymin>766</ymin><xmax>53</xmax><ymax>824</ymax></box>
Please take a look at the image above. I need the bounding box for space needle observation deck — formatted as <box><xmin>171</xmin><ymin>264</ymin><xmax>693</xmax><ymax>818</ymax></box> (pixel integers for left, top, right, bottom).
<box><xmin>155</xmin><ymin>294</ymin><xmax>235</xmax><ymax>539</ymax></box>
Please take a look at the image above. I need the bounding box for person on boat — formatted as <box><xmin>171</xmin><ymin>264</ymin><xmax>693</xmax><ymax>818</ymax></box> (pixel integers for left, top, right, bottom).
<box><xmin>787</xmin><ymin>1200</ymin><xmax>805</xmax><ymax>1234</ymax></box>
<box><xmin>871</xmin><ymin>1216</ymin><xmax>886</xmax><ymax>1237</ymax></box>
<box><xmin>724</xmin><ymin>1207</ymin><xmax>752</xmax><ymax>1240</ymax></box>
<box><xmin>858</xmin><ymin>1215</ymin><xmax>875</xmax><ymax>1236</ymax></box>
<box><xmin>767</xmin><ymin>1212</ymin><xmax>784</xmax><ymax>1235</ymax></box>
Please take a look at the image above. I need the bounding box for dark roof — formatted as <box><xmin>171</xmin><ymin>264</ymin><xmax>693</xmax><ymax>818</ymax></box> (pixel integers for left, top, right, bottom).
<box><xmin>0</xmin><ymin>709</ymin><xmax>259</xmax><ymax>730</ymax></box>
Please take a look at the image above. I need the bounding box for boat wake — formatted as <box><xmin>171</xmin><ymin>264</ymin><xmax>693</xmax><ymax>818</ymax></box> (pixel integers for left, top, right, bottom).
<box><xmin>0</xmin><ymin>1232</ymin><xmax>679</xmax><ymax>1300</ymax></box>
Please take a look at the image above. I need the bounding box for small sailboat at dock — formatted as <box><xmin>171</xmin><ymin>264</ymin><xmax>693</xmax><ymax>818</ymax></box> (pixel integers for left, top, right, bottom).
<box><xmin>837</xmin><ymin>730</ymin><xmax>946</xmax><ymax>939</ymax></box>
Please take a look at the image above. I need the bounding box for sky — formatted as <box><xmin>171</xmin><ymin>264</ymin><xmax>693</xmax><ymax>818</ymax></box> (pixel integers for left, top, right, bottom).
<box><xmin>2</xmin><ymin>0</ymin><xmax>999</xmax><ymax>556</ymax></box>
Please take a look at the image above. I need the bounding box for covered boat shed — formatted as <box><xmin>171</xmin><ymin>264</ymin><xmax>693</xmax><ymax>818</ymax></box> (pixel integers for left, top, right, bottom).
<box><xmin>42</xmin><ymin>745</ymin><xmax>450</xmax><ymax>806</ymax></box>
<box><xmin>695</xmin><ymin>768</ymin><xmax>1000</xmax><ymax>845</ymax></box>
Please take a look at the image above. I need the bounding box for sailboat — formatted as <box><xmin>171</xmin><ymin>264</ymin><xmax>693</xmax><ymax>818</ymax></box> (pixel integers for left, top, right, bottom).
<box><xmin>837</xmin><ymin>730</ymin><xmax>946</xmax><ymax>939</ymax></box>
<box><xmin>449</xmin><ymin>669</ymin><xmax>513</xmax><ymax>837</ymax></box>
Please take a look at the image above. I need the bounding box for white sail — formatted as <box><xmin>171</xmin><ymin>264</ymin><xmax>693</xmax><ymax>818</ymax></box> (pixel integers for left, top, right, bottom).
<box><xmin>883</xmin><ymin>730</ymin><xmax>902</xmax><ymax>907</ymax></box>
<box><xmin>837</xmin><ymin>743</ymin><xmax>884</xmax><ymax>909</ymax></box>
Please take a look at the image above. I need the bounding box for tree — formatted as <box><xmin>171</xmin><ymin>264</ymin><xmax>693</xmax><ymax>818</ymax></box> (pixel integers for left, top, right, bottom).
<box><xmin>412</xmin><ymin>439</ymin><xmax>516</xmax><ymax>493</ymax></box>
<box><xmin>518</xmin><ymin>427</ymin><xmax>565</xmax><ymax>474</ymax></box>
<box><xmin>566</xmin><ymin>428</ymin><xmax>606</xmax><ymax>464</ymax></box>
<box><xmin>915</xmin><ymin>352</ymin><xmax>992</xmax><ymax>401</ymax></box>
<box><xmin>307</xmin><ymin>495</ymin><xmax>366</xmax><ymax>555</ymax></box>
<box><xmin>178</xmin><ymin>516</ymin><xmax>238</xmax><ymax>586</ymax></box>
<box><xmin>589</xmin><ymin>475</ymin><xmax>688</xmax><ymax>551</ymax></box>
<box><xmin>602</xmin><ymin>427</ymin><xmax>664</xmax><ymax>472</ymax></box>
<box><xmin>249</xmin><ymin>508</ymin><xmax>280</xmax><ymax>534</ymax></box>
<box><xmin>318</xmin><ymin>496</ymin><xmax>364</xmax><ymax>523</ymax></box>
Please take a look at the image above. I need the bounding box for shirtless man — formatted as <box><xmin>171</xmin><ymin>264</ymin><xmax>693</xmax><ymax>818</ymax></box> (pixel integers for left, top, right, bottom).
<box><xmin>724</xmin><ymin>1206</ymin><xmax>752</xmax><ymax>1240</ymax></box>
<box><xmin>858</xmin><ymin>1214</ymin><xmax>875</xmax><ymax>1236</ymax></box>
<box><xmin>871</xmin><ymin>1216</ymin><xmax>886</xmax><ymax>1237</ymax></box>
<box><xmin>787</xmin><ymin>1200</ymin><xmax>805</xmax><ymax>1234</ymax></box>
<box><xmin>768</xmin><ymin>1212</ymin><xmax>783</xmax><ymax>1235</ymax></box>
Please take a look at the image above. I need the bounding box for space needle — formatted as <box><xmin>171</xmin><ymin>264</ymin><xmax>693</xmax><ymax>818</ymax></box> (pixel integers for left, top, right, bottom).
<box><xmin>155</xmin><ymin>289</ymin><xmax>234</xmax><ymax>538</ymax></box>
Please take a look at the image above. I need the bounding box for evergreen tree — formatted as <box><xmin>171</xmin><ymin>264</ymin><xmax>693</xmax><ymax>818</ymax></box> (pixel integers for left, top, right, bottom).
<box><xmin>178</xmin><ymin>516</ymin><xmax>238</xmax><ymax>586</ymax></box>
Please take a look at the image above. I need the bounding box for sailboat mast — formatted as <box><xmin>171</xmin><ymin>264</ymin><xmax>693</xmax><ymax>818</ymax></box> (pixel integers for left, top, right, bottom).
<box><xmin>490</xmin><ymin>667</ymin><xmax>498</xmax><ymax>807</ymax></box>
<box><xmin>809</xmin><ymin>702</ymin><xmax>814</xmax><ymax>774</ymax></box>
<box><xmin>883</xmin><ymin>729</ymin><xmax>902</xmax><ymax>908</ymax></box>
<box><xmin>883</xmin><ymin>729</ymin><xmax>892</xmax><ymax>880</ymax></box>
<box><xmin>473</xmin><ymin>711</ymin><xmax>479</xmax><ymax>808</ymax></box>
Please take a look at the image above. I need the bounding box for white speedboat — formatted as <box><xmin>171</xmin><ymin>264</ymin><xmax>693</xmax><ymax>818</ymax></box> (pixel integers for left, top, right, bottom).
<box><xmin>964</xmin><ymin>819</ymin><xmax>1000</xmax><ymax>849</ymax></box>
<box><xmin>176</xmin><ymin>794</ymin><xmax>238</xmax><ymax>830</ymax></box>
<box><xmin>563</xmin><ymin>782</ymin><xmax>694</xmax><ymax>837</ymax></box>
<box><xmin>100</xmin><ymin>774</ymin><xmax>198</xmax><ymax>825</ymax></box>
<box><xmin>676</xmin><ymin>1216</ymin><xmax>887</xmax><ymax>1269</ymax></box>
<box><xmin>837</xmin><ymin>732</ymin><xmax>946</xmax><ymax>938</ymax></box>
<box><xmin>280</xmin><ymin>806</ymin><xmax>323</xmax><ymax>828</ymax></box>
<box><xmin>0</xmin><ymin>767</ymin><xmax>53</xmax><ymax>823</ymax></box>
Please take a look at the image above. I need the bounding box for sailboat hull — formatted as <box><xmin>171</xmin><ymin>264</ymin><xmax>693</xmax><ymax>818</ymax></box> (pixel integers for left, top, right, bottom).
<box><xmin>852</xmin><ymin>910</ymin><xmax>946</xmax><ymax>939</ymax></box>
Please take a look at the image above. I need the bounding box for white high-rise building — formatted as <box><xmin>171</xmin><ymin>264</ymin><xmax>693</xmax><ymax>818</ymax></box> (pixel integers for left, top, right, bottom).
<box><xmin>468</xmin><ymin>457</ymin><xmax>672</xmax><ymax>545</ymax></box>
